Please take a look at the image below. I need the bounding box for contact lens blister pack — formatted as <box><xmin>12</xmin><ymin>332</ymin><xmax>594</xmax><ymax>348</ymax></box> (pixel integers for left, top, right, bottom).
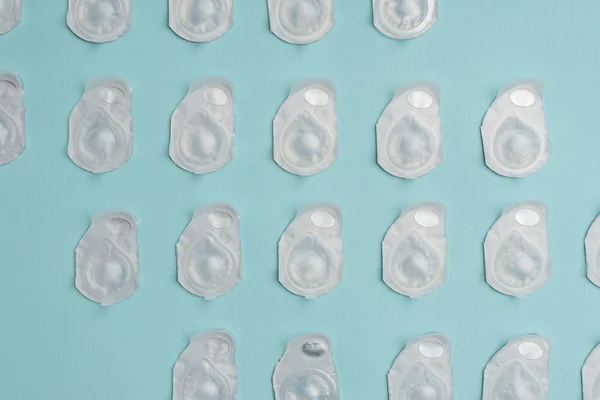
<box><xmin>75</xmin><ymin>211</ymin><xmax>139</xmax><ymax>306</ymax></box>
<box><xmin>584</xmin><ymin>214</ymin><xmax>600</xmax><ymax>288</ymax></box>
<box><xmin>278</xmin><ymin>204</ymin><xmax>342</xmax><ymax>298</ymax></box>
<box><xmin>273</xmin><ymin>79</ymin><xmax>338</xmax><ymax>176</ymax></box>
<box><xmin>373</xmin><ymin>0</ymin><xmax>438</xmax><ymax>39</ymax></box>
<box><xmin>169</xmin><ymin>0</ymin><xmax>233</xmax><ymax>42</ymax></box>
<box><xmin>0</xmin><ymin>0</ymin><xmax>22</xmax><ymax>35</ymax></box>
<box><xmin>0</xmin><ymin>70</ymin><xmax>25</xmax><ymax>166</ymax></box>
<box><xmin>267</xmin><ymin>0</ymin><xmax>335</xmax><ymax>44</ymax></box>
<box><xmin>69</xmin><ymin>76</ymin><xmax>133</xmax><ymax>173</ymax></box>
<box><xmin>273</xmin><ymin>333</ymin><xmax>339</xmax><ymax>400</ymax></box>
<box><xmin>173</xmin><ymin>330</ymin><xmax>237</xmax><ymax>400</ymax></box>
<box><xmin>177</xmin><ymin>204</ymin><xmax>241</xmax><ymax>300</ymax></box>
<box><xmin>67</xmin><ymin>0</ymin><xmax>132</xmax><ymax>43</ymax></box>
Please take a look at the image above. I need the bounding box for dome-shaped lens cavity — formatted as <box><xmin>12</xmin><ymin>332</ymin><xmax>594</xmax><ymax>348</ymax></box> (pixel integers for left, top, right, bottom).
<box><xmin>67</xmin><ymin>0</ymin><xmax>132</xmax><ymax>43</ymax></box>
<box><xmin>0</xmin><ymin>70</ymin><xmax>25</xmax><ymax>166</ymax></box>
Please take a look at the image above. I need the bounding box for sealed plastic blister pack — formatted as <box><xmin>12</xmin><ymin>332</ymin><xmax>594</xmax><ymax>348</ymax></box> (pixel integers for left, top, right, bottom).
<box><xmin>481</xmin><ymin>80</ymin><xmax>550</xmax><ymax>178</ymax></box>
<box><xmin>585</xmin><ymin>214</ymin><xmax>600</xmax><ymax>288</ymax></box>
<box><xmin>273</xmin><ymin>333</ymin><xmax>339</xmax><ymax>400</ymax></box>
<box><xmin>0</xmin><ymin>0</ymin><xmax>22</xmax><ymax>35</ymax></box>
<box><xmin>274</xmin><ymin>79</ymin><xmax>338</xmax><ymax>176</ymax></box>
<box><xmin>69</xmin><ymin>76</ymin><xmax>133</xmax><ymax>173</ymax></box>
<box><xmin>75</xmin><ymin>211</ymin><xmax>139</xmax><ymax>306</ymax></box>
<box><xmin>373</xmin><ymin>0</ymin><xmax>438</xmax><ymax>40</ymax></box>
<box><xmin>484</xmin><ymin>202</ymin><xmax>551</xmax><ymax>298</ymax></box>
<box><xmin>583</xmin><ymin>342</ymin><xmax>600</xmax><ymax>399</ymax></box>
<box><xmin>169</xmin><ymin>0</ymin><xmax>233</xmax><ymax>42</ymax></box>
<box><xmin>383</xmin><ymin>203</ymin><xmax>446</xmax><ymax>298</ymax></box>
<box><xmin>267</xmin><ymin>0</ymin><xmax>334</xmax><ymax>44</ymax></box>
<box><xmin>0</xmin><ymin>71</ymin><xmax>25</xmax><ymax>166</ymax></box>
<box><xmin>388</xmin><ymin>334</ymin><xmax>453</xmax><ymax>400</ymax></box>
<box><xmin>377</xmin><ymin>83</ymin><xmax>442</xmax><ymax>179</ymax></box>
<box><xmin>483</xmin><ymin>335</ymin><xmax>550</xmax><ymax>400</ymax></box>
<box><xmin>170</xmin><ymin>78</ymin><xmax>234</xmax><ymax>174</ymax></box>
<box><xmin>173</xmin><ymin>330</ymin><xmax>237</xmax><ymax>400</ymax></box>
<box><xmin>177</xmin><ymin>204</ymin><xmax>241</xmax><ymax>300</ymax></box>
<box><xmin>67</xmin><ymin>0</ymin><xmax>132</xmax><ymax>43</ymax></box>
<box><xmin>279</xmin><ymin>204</ymin><xmax>342</xmax><ymax>298</ymax></box>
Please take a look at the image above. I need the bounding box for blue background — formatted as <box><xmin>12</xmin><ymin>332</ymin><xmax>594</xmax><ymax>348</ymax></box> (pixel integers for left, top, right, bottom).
<box><xmin>0</xmin><ymin>0</ymin><xmax>598</xmax><ymax>398</ymax></box>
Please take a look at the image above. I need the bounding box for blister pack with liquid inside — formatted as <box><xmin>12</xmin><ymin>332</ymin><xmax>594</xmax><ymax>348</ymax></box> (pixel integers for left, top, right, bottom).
<box><xmin>377</xmin><ymin>83</ymin><xmax>442</xmax><ymax>179</ymax></box>
<box><xmin>69</xmin><ymin>76</ymin><xmax>133</xmax><ymax>173</ymax></box>
<box><xmin>67</xmin><ymin>0</ymin><xmax>132</xmax><ymax>43</ymax></box>
<box><xmin>483</xmin><ymin>335</ymin><xmax>550</xmax><ymax>400</ymax></box>
<box><xmin>388</xmin><ymin>334</ymin><xmax>453</xmax><ymax>400</ymax></box>
<box><xmin>383</xmin><ymin>203</ymin><xmax>446</xmax><ymax>298</ymax></box>
<box><xmin>75</xmin><ymin>211</ymin><xmax>139</xmax><ymax>306</ymax></box>
<box><xmin>274</xmin><ymin>79</ymin><xmax>338</xmax><ymax>176</ymax></box>
<box><xmin>170</xmin><ymin>78</ymin><xmax>234</xmax><ymax>174</ymax></box>
<box><xmin>585</xmin><ymin>214</ymin><xmax>600</xmax><ymax>289</ymax></box>
<box><xmin>373</xmin><ymin>0</ymin><xmax>438</xmax><ymax>40</ymax></box>
<box><xmin>481</xmin><ymin>80</ymin><xmax>550</xmax><ymax>178</ymax></box>
<box><xmin>177</xmin><ymin>204</ymin><xmax>241</xmax><ymax>300</ymax></box>
<box><xmin>0</xmin><ymin>71</ymin><xmax>25</xmax><ymax>166</ymax></box>
<box><xmin>169</xmin><ymin>0</ymin><xmax>233</xmax><ymax>42</ymax></box>
<box><xmin>0</xmin><ymin>0</ymin><xmax>22</xmax><ymax>35</ymax></box>
<box><xmin>273</xmin><ymin>333</ymin><xmax>339</xmax><ymax>400</ymax></box>
<box><xmin>279</xmin><ymin>204</ymin><xmax>342</xmax><ymax>298</ymax></box>
<box><xmin>583</xmin><ymin>342</ymin><xmax>600</xmax><ymax>399</ymax></box>
<box><xmin>173</xmin><ymin>330</ymin><xmax>237</xmax><ymax>400</ymax></box>
<box><xmin>484</xmin><ymin>202</ymin><xmax>550</xmax><ymax>298</ymax></box>
<box><xmin>267</xmin><ymin>0</ymin><xmax>334</xmax><ymax>44</ymax></box>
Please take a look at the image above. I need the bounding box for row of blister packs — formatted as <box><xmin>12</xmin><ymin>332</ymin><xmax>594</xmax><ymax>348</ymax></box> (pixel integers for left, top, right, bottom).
<box><xmin>169</xmin><ymin>330</ymin><xmax>600</xmax><ymax>399</ymax></box>
<box><xmin>0</xmin><ymin>0</ymin><xmax>439</xmax><ymax>43</ymax></box>
<box><xmin>74</xmin><ymin>201</ymin><xmax>600</xmax><ymax>306</ymax></box>
<box><xmin>0</xmin><ymin>72</ymin><xmax>551</xmax><ymax>179</ymax></box>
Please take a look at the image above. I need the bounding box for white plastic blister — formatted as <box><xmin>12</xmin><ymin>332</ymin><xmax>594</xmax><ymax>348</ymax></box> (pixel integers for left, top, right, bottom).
<box><xmin>177</xmin><ymin>204</ymin><xmax>241</xmax><ymax>300</ymax></box>
<box><xmin>373</xmin><ymin>0</ymin><xmax>438</xmax><ymax>40</ymax></box>
<box><xmin>273</xmin><ymin>333</ymin><xmax>339</xmax><ymax>400</ymax></box>
<box><xmin>585</xmin><ymin>215</ymin><xmax>600</xmax><ymax>288</ymax></box>
<box><xmin>170</xmin><ymin>78</ymin><xmax>234</xmax><ymax>174</ymax></box>
<box><xmin>383</xmin><ymin>203</ymin><xmax>446</xmax><ymax>298</ymax></box>
<box><xmin>388</xmin><ymin>334</ymin><xmax>453</xmax><ymax>400</ymax></box>
<box><xmin>173</xmin><ymin>330</ymin><xmax>237</xmax><ymax>400</ymax></box>
<box><xmin>69</xmin><ymin>76</ymin><xmax>133</xmax><ymax>173</ymax></box>
<box><xmin>67</xmin><ymin>0</ymin><xmax>132</xmax><ymax>43</ymax></box>
<box><xmin>279</xmin><ymin>204</ymin><xmax>342</xmax><ymax>298</ymax></box>
<box><xmin>483</xmin><ymin>335</ymin><xmax>550</xmax><ymax>400</ymax></box>
<box><xmin>377</xmin><ymin>83</ymin><xmax>442</xmax><ymax>179</ymax></box>
<box><xmin>0</xmin><ymin>0</ymin><xmax>22</xmax><ymax>35</ymax></box>
<box><xmin>583</xmin><ymin>342</ymin><xmax>600</xmax><ymax>399</ymax></box>
<box><xmin>75</xmin><ymin>211</ymin><xmax>139</xmax><ymax>306</ymax></box>
<box><xmin>0</xmin><ymin>71</ymin><xmax>25</xmax><ymax>166</ymax></box>
<box><xmin>274</xmin><ymin>79</ymin><xmax>338</xmax><ymax>176</ymax></box>
<box><xmin>267</xmin><ymin>0</ymin><xmax>334</xmax><ymax>44</ymax></box>
<box><xmin>484</xmin><ymin>202</ymin><xmax>550</xmax><ymax>298</ymax></box>
<box><xmin>481</xmin><ymin>80</ymin><xmax>550</xmax><ymax>178</ymax></box>
<box><xmin>169</xmin><ymin>0</ymin><xmax>233</xmax><ymax>42</ymax></box>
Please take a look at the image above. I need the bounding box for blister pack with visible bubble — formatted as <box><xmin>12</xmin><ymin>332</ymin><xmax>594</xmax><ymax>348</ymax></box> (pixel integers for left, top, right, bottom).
<box><xmin>483</xmin><ymin>335</ymin><xmax>550</xmax><ymax>400</ymax></box>
<box><xmin>173</xmin><ymin>330</ymin><xmax>237</xmax><ymax>400</ymax></box>
<box><xmin>484</xmin><ymin>202</ymin><xmax>550</xmax><ymax>298</ymax></box>
<box><xmin>67</xmin><ymin>0</ymin><xmax>132</xmax><ymax>43</ymax></box>
<box><xmin>267</xmin><ymin>0</ymin><xmax>334</xmax><ymax>44</ymax></box>
<box><xmin>0</xmin><ymin>71</ymin><xmax>25</xmax><ymax>166</ymax></box>
<box><xmin>273</xmin><ymin>333</ymin><xmax>338</xmax><ymax>400</ymax></box>
<box><xmin>75</xmin><ymin>211</ymin><xmax>138</xmax><ymax>306</ymax></box>
<box><xmin>274</xmin><ymin>79</ymin><xmax>337</xmax><ymax>176</ymax></box>
<box><xmin>388</xmin><ymin>334</ymin><xmax>453</xmax><ymax>400</ymax></box>
<box><xmin>0</xmin><ymin>0</ymin><xmax>22</xmax><ymax>35</ymax></box>
<box><xmin>170</xmin><ymin>78</ymin><xmax>234</xmax><ymax>174</ymax></box>
<box><xmin>279</xmin><ymin>204</ymin><xmax>342</xmax><ymax>299</ymax></box>
<box><xmin>583</xmin><ymin>342</ymin><xmax>600</xmax><ymax>399</ymax></box>
<box><xmin>177</xmin><ymin>204</ymin><xmax>241</xmax><ymax>300</ymax></box>
<box><xmin>169</xmin><ymin>0</ymin><xmax>233</xmax><ymax>42</ymax></box>
<box><xmin>377</xmin><ymin>83</ymin><xmax>442</xmax><ymax>179</ymax></box>
<box><xmin>69</xmin><ymin>76</ymin><xmax>133</xmax><ymax>173</ymax></box>
<box><xmin>481</xmin><ymin>80</ymin><xmax>550</xmax><ymax>178</ymax></box>
<box><xmin>383</xmin><ymin>203</ymin><xmax>446</xmax><ymax>298</ymax></box>
<box><xmin>373</xmin><ymin>0</ymin><xmax>438</xmax><ymax>40</ymax></box>
<box><xmin>585</xmin><ymin>214</ymin><xmax>600</xmax><ymax>288</ymax></box>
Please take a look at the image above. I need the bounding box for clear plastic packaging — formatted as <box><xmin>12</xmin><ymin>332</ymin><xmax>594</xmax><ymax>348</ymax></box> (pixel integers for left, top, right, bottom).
<box><xmin>0</xmin><ymin>0</ymin><xmax>22</xmax><ymax>35</ymax></box>
<box><xmin>169</xmin><ymin>0</ymin><xmax>233</xmax><ymax>42</ymax></box>
<box><xmin>585</xmin><ymin>214</ymin><xmax>600</xmax><ymax>288</ymax></box>
<box><xmin>0</xmin><ymin>70</ymin><xmax>25</xmax><ymax>166</ymax></box>
<box><xmin>67</xmin><ymin>0</ymin><xmax>132</xmax><ymax>43</ymax></box>
<box><xmin>267</xmin><ymin>0</ymin><xmax>335</xmax><ymax>44</ymax></box>
<box><xmin>373</xmin><ymin>0</ymin><xmax>438</xmax><ymax>40</ymax></box>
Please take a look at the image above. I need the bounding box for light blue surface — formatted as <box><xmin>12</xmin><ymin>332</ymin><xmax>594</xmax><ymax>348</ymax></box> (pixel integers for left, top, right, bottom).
<box><xmin>0</xmin><ymin>1</ymin><xmax>599</xmax><ymax>398</ymax></box>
